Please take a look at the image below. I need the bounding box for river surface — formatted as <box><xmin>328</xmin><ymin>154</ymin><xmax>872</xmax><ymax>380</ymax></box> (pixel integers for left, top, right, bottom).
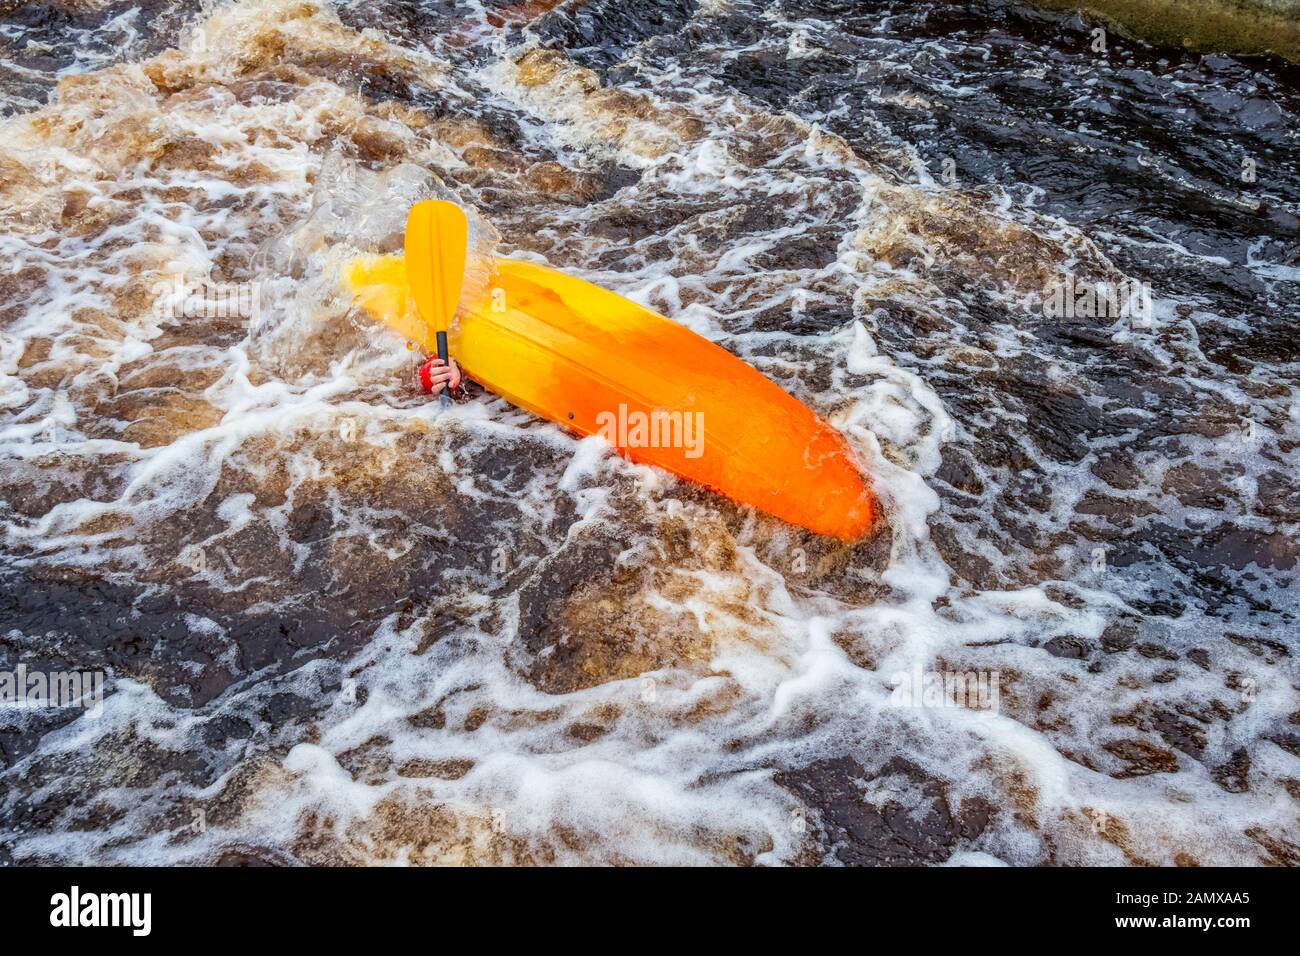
<box><xmin>0</xmin><ymin>0</ymin><xmax>1297</xmax><ymax>864</ymax></box>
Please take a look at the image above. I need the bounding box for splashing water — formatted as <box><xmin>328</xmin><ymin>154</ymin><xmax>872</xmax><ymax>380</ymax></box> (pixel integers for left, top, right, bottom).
<box><xmin>0</xmin><ymin>0</ymin><xmax>1297</xmax><ymax>865</ymax></box>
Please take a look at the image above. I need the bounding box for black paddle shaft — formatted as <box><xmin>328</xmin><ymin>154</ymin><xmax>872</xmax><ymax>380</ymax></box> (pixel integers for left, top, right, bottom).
<box><xmin>436</xmin><ymin>331</ymin><xmax>452</xmax><ymax>408</ymax></box>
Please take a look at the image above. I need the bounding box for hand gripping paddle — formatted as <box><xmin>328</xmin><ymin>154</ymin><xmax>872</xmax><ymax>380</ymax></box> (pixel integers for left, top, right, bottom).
<box><xmin>405</xmin><ymin>200</ymin><xmax>469</xmax><ymax>407</ymax></box>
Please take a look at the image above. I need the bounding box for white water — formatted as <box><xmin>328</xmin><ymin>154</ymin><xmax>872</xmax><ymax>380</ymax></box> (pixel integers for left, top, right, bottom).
<box><xmin>0</xmin><ymin>0</ymin><xmax>1296</xmax><ymax>865</ymax></box>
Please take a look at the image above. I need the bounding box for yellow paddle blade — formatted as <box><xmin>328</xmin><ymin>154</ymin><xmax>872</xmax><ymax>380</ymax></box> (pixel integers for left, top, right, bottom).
<box><xmin>404</xmin><ymin>199</ymin><xmax>468</xmax><ymax>339</ymax></box>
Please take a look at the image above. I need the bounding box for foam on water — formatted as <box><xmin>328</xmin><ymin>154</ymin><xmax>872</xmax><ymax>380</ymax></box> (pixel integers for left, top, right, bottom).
<box><xmin>0</xmin><ymin>0</ymin><xmax>1296</xmax><ymax>865</ymax></box>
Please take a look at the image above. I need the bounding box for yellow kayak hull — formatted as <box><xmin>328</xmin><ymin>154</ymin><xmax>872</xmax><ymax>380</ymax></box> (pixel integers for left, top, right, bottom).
<box><xmin>345</xmin><ymin>255</ymin><xmax>876</xmax><ymax>540</ymax></box>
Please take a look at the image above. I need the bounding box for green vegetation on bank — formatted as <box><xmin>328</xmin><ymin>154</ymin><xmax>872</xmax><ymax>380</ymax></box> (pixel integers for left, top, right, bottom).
<box><xmin>1026</xmin><ymin>0</ymin><xmax>1300</xmax><ymax>63</ymax></box>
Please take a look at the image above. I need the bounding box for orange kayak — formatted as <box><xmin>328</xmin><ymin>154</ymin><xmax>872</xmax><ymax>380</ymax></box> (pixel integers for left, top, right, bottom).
<box><xmin>345</xmin><ymin>255</ymin><xmax>876</xmax><ymax>540</ymax></box>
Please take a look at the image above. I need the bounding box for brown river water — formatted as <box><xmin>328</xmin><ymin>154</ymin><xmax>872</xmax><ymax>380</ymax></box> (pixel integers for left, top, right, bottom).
<box><xmin>0</xmin><ymin>0</ymin><xmax>1297</xmax><ymax>864</ymax></box>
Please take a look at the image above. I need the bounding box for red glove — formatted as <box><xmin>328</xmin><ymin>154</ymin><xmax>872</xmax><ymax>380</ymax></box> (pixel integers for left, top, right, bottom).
<box><xmin>417</xmin><ymin>356</ymin><xmax>462</xmax><ymax>396</ymax></box>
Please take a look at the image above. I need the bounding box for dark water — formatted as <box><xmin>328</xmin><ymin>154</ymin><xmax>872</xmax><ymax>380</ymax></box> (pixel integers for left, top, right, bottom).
<box><xmin>0</xmin><ymin>0</ymin><xmax>1296</xmax><ymax>864</ymax></box>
